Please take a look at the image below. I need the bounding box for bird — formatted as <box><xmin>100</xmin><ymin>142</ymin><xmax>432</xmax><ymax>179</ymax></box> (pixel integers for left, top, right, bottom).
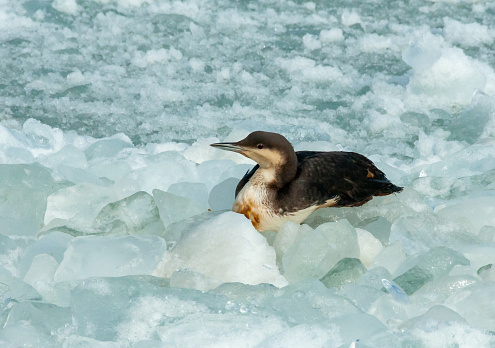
<box><xmin>210</xmin><ymin>131</ymin><xmax>402</xmax><ymax>232</ymax></box>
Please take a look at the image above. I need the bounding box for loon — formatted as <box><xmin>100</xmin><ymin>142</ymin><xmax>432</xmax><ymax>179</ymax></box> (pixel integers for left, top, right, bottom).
<box><xmin>210</xmin><ymin>131</ymin><xmax>402</xmax><ymax>232</ymax></box>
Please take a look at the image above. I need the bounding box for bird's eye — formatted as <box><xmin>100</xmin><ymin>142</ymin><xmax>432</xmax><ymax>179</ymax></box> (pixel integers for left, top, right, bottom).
<box><xmin>257</xmin><ymin>144</ymin><xmax>264</xmax><ymax>149</ymax></box>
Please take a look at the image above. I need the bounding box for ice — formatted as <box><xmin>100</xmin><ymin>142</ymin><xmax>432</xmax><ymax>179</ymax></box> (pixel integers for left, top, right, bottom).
<box><xmin>319</xmin><ymin>258</ymin><xmax>367</xmax><ymax>289</ymax></box>
<box><xmin>265</xmin><ymin>279</ymin><xmax>361</xmax><ymax>324</ymax></box>
<box><xmin>167</xmin><ymin>182</ymin><xmax>209</xmax><ymax>211</ymax></box>
<box><xmin>381</xmin><ymin>279</ymin><xmax>409</xmax><ymax>304</ymax></box>
<box><xmin>54</xmin><ymin>235</ymin><xmax>167</xmax><ymax>282</ymax></box>
<box><xmin>93</xmin><ymin>191</ymin><xmax>165</xmax><ymax>236</ymax></box>
<box><xmin>71</xmin><ymin>276</ymin><xmax>224</xmax><ymax>343</ymax></box>
<box><xmin>446</xmin><ymin>281</ymin><xmax>495</xmax><ymax>332</ymax></box>
<box><xmin>23</xmin><ymin>253</ymin><xmax>59</xmax><ymax>290</ymax></box>
<box><xmin>392</xmin><ymin>247</ymin><xmax>469</xmax><ymax>295</ymax></box>
<box><xmin>403</xmin><ymin>33</ymin><xmax>489</xmax><ymax>106</ymax></box>
<box><xmin>154</xmin><ymin>212</ymin><xmax>287</xmax><ymax>288</ymax></box>
<box><xmin>84</xmin><ymin>137</ymin><xmax>133</xmax><ymax>161</ymax></box>
<box><xmin>0</xmin><ymin>266</ymin><xmax>41</xmax><ymax>306</ymax></box>
<box><xmin>0</xmin><ymin>235</ymin><xmax>30</xmax><ymax>276</ymax></box>
<box><xmin>435</xmin><ymin>195</ymin><xmax>495</xmax><ymax>235</ymax></box>
<box><xmin>0</xmin><ymin>164</ymin><xmax>65</xmax><ymax>236</ymax></box>
<box><xmin>389</xmin><ymin>212</ymin><xmax>479</xmax><ymax>255</ymax></box>
<box><xmin>169</xmin><ymin>270</ymin><xmax>222</xmax><ymax>292</ymax></box>
<box><xmin>157</xmin><ymin>313</ymin><xmax>287</xmax><ymax>347</ymax></box>
<box><xmin>281</xmin><ymin>220</ymin><xmax>359</xmax><ymax>283</ymax></box>
<box><xmin>400</xmin><ymin>305</ymin><xmax>467</xmax><ymax>330</ymax></box>
<box><xmin>356</xmin><ymin>228</ymin><xmax>383</xmax><ymax>267</ymax></box>
<box><xmin>257</xmin><ymin>322</ymin><xmax>342</xmax><ymax>348</ymax></box>
<box><xmin>152</xmin><ymin>189</ymin><xmax>203</xmax><ymax>227</ymax></box>
<box><xmin>370</xmin><ymin>241</ymin><xmax>406</xmax><ymax>275</ymax></box>
<box><xmin>3</xmin><ymin>301</ymin><xmax>72</xmax><ymax>340</ymax></box>
<box><xmin>443</xmin><ymin>18</ymin><xmax>494</xmax><ymax>47</ymax></box>
<box><xmin>208</xmin><ymin>177</ymin><xmax>238</xmax><ymax>211</ymax></box>
<box><xmin>18</xmin><ymin>232</ymin><xmax>72</xmax><ymax>278</ymax></box>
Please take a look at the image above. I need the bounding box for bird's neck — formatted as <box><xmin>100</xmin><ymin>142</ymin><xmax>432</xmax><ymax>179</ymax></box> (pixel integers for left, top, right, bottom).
<box><xmin>256</xmin><ymin>154</ymin><xmax>297</xmax><ymax>189</ymax></box>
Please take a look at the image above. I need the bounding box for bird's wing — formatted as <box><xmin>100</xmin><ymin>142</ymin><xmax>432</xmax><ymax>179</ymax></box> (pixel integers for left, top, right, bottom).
<box><xmin>235</xmin><ymin>164</ymin><xmax>259</xmax><ymax>197</ymax></box>
<box><xmin>277</xmin><ymin>151</ymin><xmax>402</xmax><ymax>211</ymax></box>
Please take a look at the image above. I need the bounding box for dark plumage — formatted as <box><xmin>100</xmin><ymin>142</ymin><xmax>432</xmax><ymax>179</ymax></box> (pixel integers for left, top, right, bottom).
<box><xmin>211</xmin><ymin>131</ymin><xmax>402</xmax><ymax>232</ymax></box>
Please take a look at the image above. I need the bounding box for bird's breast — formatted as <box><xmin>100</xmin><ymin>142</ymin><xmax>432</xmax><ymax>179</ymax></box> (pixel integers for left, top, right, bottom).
<box><xmin>233</xmin><ymin>181</ymin><xmax>271</xmax><ymax>231</ymax></box>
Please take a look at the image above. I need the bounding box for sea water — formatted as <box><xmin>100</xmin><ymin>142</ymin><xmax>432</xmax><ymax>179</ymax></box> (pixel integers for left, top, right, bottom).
<box><xmin>1</xmin><ymin>0</ymin><xmax>495</xmax><ymax>346</ymax></box>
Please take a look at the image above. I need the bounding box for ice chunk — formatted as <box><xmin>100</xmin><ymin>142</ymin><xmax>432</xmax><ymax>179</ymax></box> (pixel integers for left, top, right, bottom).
<box><xmin>356</xmin><ymin>216</ymin><xmax>392</xmax><ymax>245</ymax></box>
<box><xmin>356</xmin><ymin>228</ymin><xmax>383</xmax><ymax>267</ymax></box>
<box><xmin>400</xmin><ymin>305</ymin><xmax>467</xmax><ymax>330</ymax></box>
<box><xmin>443</xmin><ymin>18</ymin><xmax>493</xmax><ymax>47</ymax></box>
<box><xmin>3</xmin><ymin>301</ymin><xmax>71</xmax><ymax>339</ymax></box>
<box><xmin>157</xmin><ymin>313</ymin><xmax>287</xmax><ymax>347</ymax></box>
<box><xmin>19</xmin><ymin>232</ymin><xmax>73</xmax><ymax>278</ymax></box>
<box><xmin>167</xmin><ymin>182</ymin><xmax>209</xmax><ymax>211</ymax></box>
<box><xmin>0</xmin><ymin>163</ymin><xmax>65</xmax><ymax>236</ymax></box>
<box><xmin>273</xmin><ymin>221</ymin><xmax>304</xmax><ymax>267</ymax></box>
<box><xmin>208</xmin><ymin>177</ymin><xmax>238</xmax><ymax>211</ymax></box>
<box><xmin>435</xmin><ymin>195</ymin><xmax>495</xmax><ymax>234</ymax></box>
<box><xmin>328</xmin><ymin>313</ymin><xmax>387</xmax><ymax>345</ymax></box>
<box><xmin>0</xmin><ymin>235</ymin><xmax>30</xmax><ymax>277</ymax></box>
<box><xmin>40</xmin><ymin>144</ymin><xmax>87</xmax><ymax>169</ymax></box>
<box><xmin>370</xmin><ymin>241</ymin><xmax>406</xmax><ymax>275</ymax></box>
<box><xmin>257</xmin><ymin>322</ymin><xmax>342</xmax><ymax>348</ymax></box>
<box><xmin>22</xmin><ymin>118</ymin><xmax>60</xmax><ymax>151</ymax></box>
<box><xmin>0</xmin><ymin>321</ymin><xmax>57</xmax><ymax>347</ymax></box>
<box><xmin>63</xmin><ymin>336</ymin><xmax>120</xmax><ymax>347</ymax></box>
<box><xmin>152</xmin><ymin>189</ymin><xmax>203</xmax><ymax>227</ymax></box>
<box><xmin>267</xmin><ymin>279</ymin><xmax>360</xmax><ymax>323</ymax></box>
<box><xmin>23</xmin><ymin>253</ymin><xmax>59</xmax><ymax>289</ymax></box>
<box><xmin>411</xmin><ymin>275</ymin><xmax>478</xmax><ymax>308</ymax></box>
<box><xmin>446</xmin><ymin>281</ymin><xmax>495</xmax><ymax>332</ymax></box>
<box><xmin>54</xmin><ymin>235</ymin><xmax>166</xmax><ymax>282</ymax></box>
<box><xmin>0</xmin><ymin>267</ymin><xmax>41</xmax><ymax>302</ymax></box>
<box><xmin>52</xmin><ymin>0</ymin><xmax>78</xmax><ymax>15</ymax></box>
<box><xmin>154</xmin><ymin>212</ymin><xmax>287</xmax><ymax>288</ymax></box>
<box><xmin>84</xmin><ymin>137</ymin><xmax>133</xmax><ymax>161</ymax></box>
<box><xmin>196</xmin><ymin>159</ymin><xmax>237</xmax><ymax>190</ymax></box>
<box><xmin>402</xmin><ymin>34</ymin><xmax>443</xmax><ymax>72</ymax></box>
<box><xmin>390</xmin><ymin>212</ymin><xmax>478</xmax><ymax>254</ymax></box>
<box><xmin>93</xmin><ymin>191</ymin><xmax>165</xmax><ymax>236</ymax></box>
<box><xmin>282</xmin><ymin>220</ymin><xmax>359</xmax><ymax>283</ymax></box>
<box><xmin>447</xmin><ymin>93</ymin><xmax>494</xmax><ymax>144</ymax></box>
<box><xmin>170</xmin><ymin>270</ymin><xmax>222</xmax><ymax>292</ymax></box>
<box><xmin>71</xmin><ymin>276</ymin><xmax>225</xmax><ymax>342</ymax></box>
<box><xmin>337</xmin><ymin>284</ymin><xmax>385</xmax><ymax>312</ymax></box>
<box><xmin>404</xmin><ymin>36</ymin><xmax>487</xmax><ymax>105</ymax></box>
<box><xmin>381</xmin><ymin>279</ymin><xmax>409</xmax><ymax>304</ymax></box>
<box><xmin>44</xmin><ymin>183</ymin><xmax>125</xmax><ymax>232</ymax></box>
<box><xmin>392</xmin><ymin>247</ymin><xmax>469</xmax><ymax>295</ymax></box>
<box><xmin>320</xmin><ymin>258</ymin><xmax>367</xmax><ymax>289</ymax></box>
<box><xmin>320</xmin><ymin>28</ymin><xmax>344</xmax><ymax>43</ymax></box>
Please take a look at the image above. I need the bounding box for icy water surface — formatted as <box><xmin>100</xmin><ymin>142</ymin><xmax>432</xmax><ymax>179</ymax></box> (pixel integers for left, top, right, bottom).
<box><xmin>1</xmin><ymin>0</ymin><xmax>495</xmax><ymax>346</ymax></box>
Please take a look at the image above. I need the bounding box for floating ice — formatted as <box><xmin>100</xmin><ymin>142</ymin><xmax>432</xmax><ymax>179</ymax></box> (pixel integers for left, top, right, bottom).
<box><xmin>54</xmin><ymin>235</ymin><xmax>167</xmax><ymax>282</ymax></box>
<box><xmin>281</xmin><ymin>220</ymin><xmax>359</xmax><ymax>283</ymax></box>
<box><xmin>392</xmin><ymin>247</ymin><xmax>469</xmax><ymax>295</ymax></box>
<box><xmin>154</xmin><ymin>212</ymin><xmax>287</xmax><ymax>288</ymax></box>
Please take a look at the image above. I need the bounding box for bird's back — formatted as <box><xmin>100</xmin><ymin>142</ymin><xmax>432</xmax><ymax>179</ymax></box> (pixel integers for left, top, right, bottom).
<box><xmin>236</xmin><ymin>150</ymin><xmax>402</xmax><ymax>213</ymax></box>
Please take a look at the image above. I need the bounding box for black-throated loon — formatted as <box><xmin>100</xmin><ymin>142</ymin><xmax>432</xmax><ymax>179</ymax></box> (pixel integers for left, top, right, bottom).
<box><xmin>210</xmin><ymin>131</ymin><xmax>402</xmax><ymax>232</ymax></box>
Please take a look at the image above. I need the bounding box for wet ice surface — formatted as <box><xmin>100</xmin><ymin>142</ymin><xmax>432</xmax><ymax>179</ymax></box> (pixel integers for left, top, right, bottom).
<box><xmin>1</xmin><ymin>0</ymin><xmax>495</xmax><ymax>347</ymax></box>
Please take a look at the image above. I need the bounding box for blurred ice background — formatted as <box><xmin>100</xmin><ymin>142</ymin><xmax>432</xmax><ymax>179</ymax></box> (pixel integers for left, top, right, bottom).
<box><xmin>1</xmin><ymin>0</ymin><xmax>495</xmax><ymax>346</ymax></box>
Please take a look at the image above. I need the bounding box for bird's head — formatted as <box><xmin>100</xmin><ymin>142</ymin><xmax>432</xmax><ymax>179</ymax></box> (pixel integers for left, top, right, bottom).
<box><xmin>210</xmin><ymin>131</ymin><xmax>295</xmax><ymax>169</ymax></box>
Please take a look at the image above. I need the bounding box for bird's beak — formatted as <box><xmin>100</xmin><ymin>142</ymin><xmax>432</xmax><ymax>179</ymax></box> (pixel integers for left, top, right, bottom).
<box><xmin>210</xmin><ymin>142</ymin><xmax>245</xmax><ymax>154</ymax></box>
